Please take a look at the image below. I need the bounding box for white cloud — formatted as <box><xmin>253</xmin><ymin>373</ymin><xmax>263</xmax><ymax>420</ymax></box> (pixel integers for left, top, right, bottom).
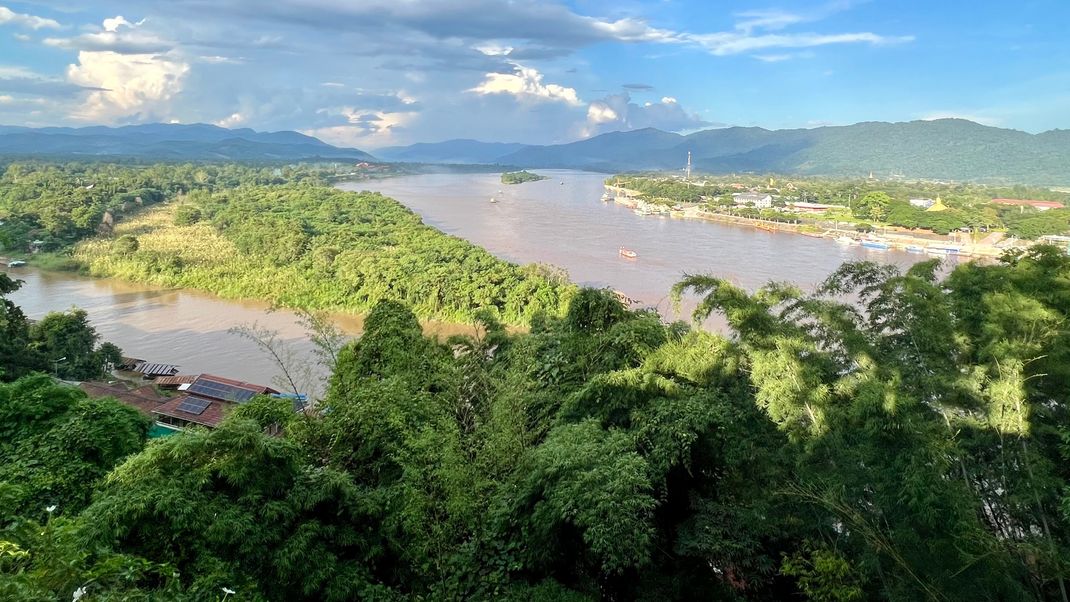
<box><xmin>469</xmin><ymin>65</ymin><xmax>580</xmax><ymax>106</ymax></box>
<box><xmin>102</xmin><ymin>16</ymin><xmax>144</xmax><ymax>32</ymax></box>
<box><xmin>474</xmin><ymin>43</ymin><xmax>514</xmax><ymax>56</ymax></box>
<box><xmin>44</xmin><ymin>15</ymin><xmax>171</xmax><ymax>54</ymax></box>
<box><xmin>214</xmin><ymin>112</ymin><xmax>245</xmax><ymax>127</ymax></box>
<box><xmin>734</xmin><ymin>10</ymin><xmax>806</xmax><ymax>34</ymax></box>
<box><xmin>753</xmin><ymin>53</ymin><xmax>794</xmax><ymax>62</ymax></box>
<box><xmin>687</xmin><ymin>31</ymin><xmax>912</xmax><ymax>56</ymax></box>
<box><xmin>198</xmin><ymin>55</ymin><xmax>243</xmax><ymax>64</ymax></box>
<box><xmin>0</xmin><ymin>65</ymin><xmax>35</xmax><ymax>78</ymax></box>
<box><xmin>66</xmin><ymin>50</ymin><xmax>190</xmax><ymax>122</ymax></box>
<box><xmin>586</xmin><ymin>102</ymin><xmax>618</xmax><ymax>124</ymax></box>
<box><xmin>583</xmin><ymin>92</ymin><xmax>711</xmax><ymax>137</ymax></box>
<box><xmin>0</xmin><ymin>6</ymin><xmax>60</xmax><ymax>30</ymax></box>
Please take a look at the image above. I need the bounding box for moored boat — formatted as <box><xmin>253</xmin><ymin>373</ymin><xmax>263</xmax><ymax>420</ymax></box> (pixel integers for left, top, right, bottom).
<box><xmin>905</xmin><ymin>244</ymin><xmax>925</xmax><ymax>253</ymax></box>
<box><xmin>925</xmin><ymin>245</ymin><xmax>963</xmax><ymax>255</ymax></box>
<box><xmin>861</xmin><ymin>239</ymin><xmax>890</xmax><ymax>250</ymax></box>
<box><xmin>489</xmin><ymin>196</ymin><xmax>499</xmax><ymax>203</ymax></box>
<box><xmin>835</xmin><ymin>236</ymin><xmax>856</xmax><ymax>245</ymax></box>
<box><xmin>619</xmin><ymin>247</ymin><xmax>638</xmax><ymax>259</ymax></box>
<box><xmin>5</xmin><ymin>259</ymin><xmax>27</xmax><ymax>267</ymax></box>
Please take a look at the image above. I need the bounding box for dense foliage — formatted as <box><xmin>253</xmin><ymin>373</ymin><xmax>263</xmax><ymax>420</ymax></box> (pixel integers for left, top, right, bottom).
<box><xmin>2</xmin><ymin>246</ymin><xmax>1070</xmax><ymax>600</ymax></box>
<box><xmin>0</xmin><ymin>273</ymin><xmax>122</xmax><ymax>381</ymax></box>
<box><xmin>500</xmin><ymin>170</ymin><xmax>547</xmax><ymax>185</ymax></box>
<box><xmin>74</xmin><ymin>184</ymin><xmax>574</xmax><ymax>325</ymax></box>
<box><xmin>0</xmin><ymin>163</ymin><xmax>311</xmax><ymax>256</ymax></box>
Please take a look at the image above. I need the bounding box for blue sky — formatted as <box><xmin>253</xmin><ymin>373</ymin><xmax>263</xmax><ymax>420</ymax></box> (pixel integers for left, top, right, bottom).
<box><xmin>0</xmin><ymin>1</ymin><xmax>1067</xmax><ymax>148</ymax></box>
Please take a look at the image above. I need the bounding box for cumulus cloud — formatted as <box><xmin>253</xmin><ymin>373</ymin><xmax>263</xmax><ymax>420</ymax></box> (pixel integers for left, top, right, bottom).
<box><xmin>0</xmin><ymin>0</ymin><xmax>915</xmax><ymax>144</ymax></box>
<box><xmin>583</xmin><ymin>92</ymin><xmax>711</xmax><ymax>136</ymax></box>
<box><xmin>66</xmin><ymin>50</ymin><xmax>190</xmax><ymax>122</ymax></box>
<box><xmin>0</xmin><ymin>5</ymin><xmax>60</xmax><ymax>30</ymax></box>
<box><xmin>44</xmin><ymin>15</ymin><xmax>173</xmax><ymax>54</ymax></box>
<box><xmin>469</xmin><ymin>64</ymin><xmax>580</xmax><ymax>105</ymax></box>
<box><xmin>303</xmin><ymin>110</ymin><xmax>414</xmax><ymax>147</ymax></box>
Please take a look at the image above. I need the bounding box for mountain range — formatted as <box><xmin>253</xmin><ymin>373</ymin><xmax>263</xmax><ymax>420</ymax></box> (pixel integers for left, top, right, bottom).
<box><xmin>2</xmin><ymin>119</ymin><xmax>1068</xmax><ymax>184</ymax></box>
<box><xmin>0</xmin><ymin>123</ymin><xmax>375</xmax><ymax>162</ymax></box>
<box><xmin>375</xmin><ymin>119</ymin><xmax>1070</xmax><ymax>184</ymax></box>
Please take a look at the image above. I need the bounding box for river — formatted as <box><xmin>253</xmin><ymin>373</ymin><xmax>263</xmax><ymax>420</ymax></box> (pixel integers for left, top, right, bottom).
<box><xmin>342</xmin><ymin>170</ymin><xmax>931</xmax><ymax>311</ymax></box>
<box><xmin>5</xmin><ymin>169</ymin><xmax>935</xmax><ymax>390</ymax></box>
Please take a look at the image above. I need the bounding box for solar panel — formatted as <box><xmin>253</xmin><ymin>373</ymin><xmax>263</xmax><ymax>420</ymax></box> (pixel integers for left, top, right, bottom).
<box><xmin>186</xmin><ymin>379</ymin><xmax>257</xmax><ymax>403</ymax></box>
<box><xmin>176</xmin><ymin>398</ymin><xmax>211</xmax><ymax>415</ymax></box>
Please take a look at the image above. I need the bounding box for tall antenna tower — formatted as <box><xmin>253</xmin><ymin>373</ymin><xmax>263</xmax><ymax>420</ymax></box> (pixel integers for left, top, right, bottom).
<box><xmin>686</xmin><ymin>150</ymin><xmax>692</xmax><ymax>182</ymax></box>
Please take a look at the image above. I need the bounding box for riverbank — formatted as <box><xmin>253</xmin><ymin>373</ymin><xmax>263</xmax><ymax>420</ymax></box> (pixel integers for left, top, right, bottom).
<box><xmin>605</xmin><ymin>184</ymin><xmax>1020</xmax><ymax>259</ymax></box>
<box><xmin>2</xmin><ymin>264</ymin><xmax>490</xmax><ymax>391</ymax></box>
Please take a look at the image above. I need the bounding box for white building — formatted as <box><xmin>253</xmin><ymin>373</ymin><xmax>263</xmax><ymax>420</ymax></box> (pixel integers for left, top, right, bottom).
<box><xmin>909</xmin><ymin>198</ymin><xmax>936</xmax><ymax>209</ymax></box>
<box><xmin>733</xmin><ymin>193</ymin><xmax>774</xmax><ymax>209</ymax></box>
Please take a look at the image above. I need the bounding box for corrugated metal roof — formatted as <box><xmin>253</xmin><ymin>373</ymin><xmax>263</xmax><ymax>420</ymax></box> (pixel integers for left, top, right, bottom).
<box><xmin>153</xmin><ymin>374</ymin><xmax>199</xmax><ymax>387</ymax></box>
<box><xmin>134</xmin><ymin>363</ymin><xmax>180</xmax><ymax>376</ymax></box>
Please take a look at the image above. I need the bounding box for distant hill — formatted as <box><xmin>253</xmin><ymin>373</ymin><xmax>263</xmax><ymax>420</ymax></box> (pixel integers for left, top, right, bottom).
<box><xmin>0</xmin><ymin>123</ymin><xmax>376</xmax><ymax>162</ymax></box>
<box><xmin>374</xmin><ymin>139</ymin><xmax>529</xmax><ymax>164</ymax></box>
<box><xmin>381</xmin><ymin>119</ymin><xmax>1070</xmax><ymax>184</ymax></box>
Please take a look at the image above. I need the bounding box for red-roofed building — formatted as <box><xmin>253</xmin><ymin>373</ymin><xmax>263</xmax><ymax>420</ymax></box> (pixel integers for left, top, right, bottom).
<box><xmin>152</xmin><ymin>374</ymin><xmax>278</xmax><ymax>430</ymax></box>
<box><xmin>79</xmin><ymin>381</ymin><xmax>169</xmax><ymax>417</ymax></box>
<box><xmin>153</xmin><ymin>394</ymin><xmax>233</xmax><ymax>429</ymax></box>
<box><xmin>991</xmin><ymin>198</ymin><xmax>1065</xmax><ymax>211</ymax></box>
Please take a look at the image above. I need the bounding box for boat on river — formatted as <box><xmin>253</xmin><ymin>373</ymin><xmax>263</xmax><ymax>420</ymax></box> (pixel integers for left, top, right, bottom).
<box><xmin>835</xmin><ymin>236</ymin><xmax>856</xmax><ymax>245</ymax></box>
<box><xmin>861</xmin><ymin>239</ymin><xmax>890</xmax><ymax>250</ymax></box>
<box><xmin>5</xmin><ymin>259</ymin><xmax>27</xmax><ymax>267</ymax></box>
<box><xmin>619</xmin><ymin>247</ymin><xmax>638</xmax><ymax>259</ymax></box>
<box><xmin>489</xmin><ymin>196</ymin><xmax>499</xmax><ymax>204</ymax></box>
<box><xmin>755</xmin><ymin>222</ymin><xmax>777</xmax><ymax>232</ymax></box>
<box><xmin>925</xmin><ymin>245</ymin><xmax>964</xmax><ymax>256</ymax></box>
<box><xmin>905</xmin><ymin>244</ymin><xmax>925</xmax><ymax>253</ymax></box>
<box><xmin>601</xmin><ymin>192</ymin><xmax>612</xmax><ymax>202</ymax></box>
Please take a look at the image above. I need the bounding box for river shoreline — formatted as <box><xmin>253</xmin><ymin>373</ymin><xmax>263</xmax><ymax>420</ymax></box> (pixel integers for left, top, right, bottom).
<box><xmin>603</xmin><ymin>183</ymin><xmax>1017</xmax><ymax>259</ymax></box>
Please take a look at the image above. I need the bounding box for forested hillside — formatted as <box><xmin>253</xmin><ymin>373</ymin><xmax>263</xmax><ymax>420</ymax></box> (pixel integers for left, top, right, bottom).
<box><xmin>2</xmin><ymin>247</ymin><xmax>1069</xmax><ymax>600</ymax></box>
<box><xmin>489</xmin><ymin>119</ymin><xmax>1070</xmax><ymax>184</ymax></box>
<box><xmin>0</xmin><ymin>123</ymin><xmax>375</xmax><ymax>162</ymax></box>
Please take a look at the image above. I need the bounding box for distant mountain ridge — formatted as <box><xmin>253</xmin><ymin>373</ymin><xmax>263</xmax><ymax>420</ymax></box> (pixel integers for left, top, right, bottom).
<box><xmin>374</xmin><ymin>139</ymin><xmax>530</xmax><ymax>164</ymax></box>
<box><xmin>378</xmin><ymin>120</ymin><xmax>1070</xmax><ymax>184</ymax></box>
<box><xmin>0</xmin><ymin>123</ymin><xmax>376</xmax><ymax>162</ymax></box>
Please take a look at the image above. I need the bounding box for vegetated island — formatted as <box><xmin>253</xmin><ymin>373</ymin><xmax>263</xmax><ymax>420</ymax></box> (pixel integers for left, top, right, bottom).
<box><xmin>0</xmin><ymin>162</ymin><xmax>573</xmax><ymax>326</ymax></box>
<box><xmin>500</xmin><ymin>170</ymin><xmax>547</xmax><ymax>185</ymax></box>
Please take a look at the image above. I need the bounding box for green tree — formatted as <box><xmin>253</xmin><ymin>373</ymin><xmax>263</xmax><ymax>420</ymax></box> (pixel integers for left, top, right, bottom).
<box><xmin>29</xmin><ymin>309</ymin><xmax>122</xmax><ymax>381</ymax></box>
<box><xmin>853</xmin><ymin>191</ymin><xmax>892</xmax><ymax>221</ymax></box>
<box><xmin>0</xmin><ymin>274</ymin><xmax>45</xmax><ymax>380</ymax></box>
